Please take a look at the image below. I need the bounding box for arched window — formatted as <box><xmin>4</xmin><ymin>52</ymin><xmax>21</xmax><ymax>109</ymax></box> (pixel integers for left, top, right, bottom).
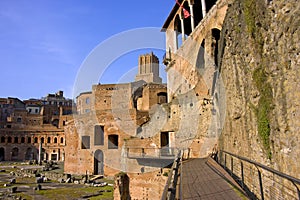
<box><xmin>1</xmin><ymin>136</ymin><xmax>5</xmax><ymax>143</ymax></box>
<box><xmin>7</xmin><ymin>137</ymin><xmax>12</xmax><ymax>143</ymax></box>
<box><xmin>34</xmin><ymin>137</ymin><xmax>38</xmax><ymax>143</ymax></box>
<box><xmin>21</xmin><ymin>137</ymin><xmax>25</xmax><ymax>143</ymax></box>
<box><xmin>60</xmin><ymin>137</ymin><xmax>64</xmax><ymax>144</ymax></box>
<box><xmin>174</xmin><ymin>14</ymin><xmax>182</xmax><ymax>49</ymax></box>
<box><xmin>211</xmin><ymin>28</ymin><xmax>221</xmax><ymax>67</ymax></box>
<box><xmin>54</xmin><ymin>137</ymin><xmax>57</xmax><ymax>143</ymax></box>
<box><xmin>27</xmin><ymin>137</ymin><xmax>32</xmax><ymax>143</ymax></box>
<box><xmin>12</xmin><ymin>147</ymin><xmax>19</xmax><ymax>157</ymax></box>
<box><xmin>47</xmin><ymin>137</ymin><xmax>51</xmax><ymax>143</ymax></box>
<box><xmin>41</xmin><ymin>137</ymin><xmax>44</xmax><ymax>144</ymax></box>
<box><xmin>14</xmin><ymin>137</ymin><xmax>18</xmax><ymax>143</ymax></box>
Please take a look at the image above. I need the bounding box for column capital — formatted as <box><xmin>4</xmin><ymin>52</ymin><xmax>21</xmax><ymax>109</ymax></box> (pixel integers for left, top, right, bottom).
<box><xmin>188</xmin><ymin>0</ymin><xmax>194</xmax><ymax>6</ymax></box>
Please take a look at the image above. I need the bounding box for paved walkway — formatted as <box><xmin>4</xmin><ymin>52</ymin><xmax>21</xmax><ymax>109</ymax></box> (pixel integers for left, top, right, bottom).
<box><xmin>181</xmin><ymin>158</ymin><xmax>247</xmax><ymax>200</ymax></box>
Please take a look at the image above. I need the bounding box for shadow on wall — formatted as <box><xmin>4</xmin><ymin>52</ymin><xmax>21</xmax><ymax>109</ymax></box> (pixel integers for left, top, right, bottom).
<box><xmin>116</xmin><ymin>172</ymin><xmax>131</xmax><ymax>200</ymax></box>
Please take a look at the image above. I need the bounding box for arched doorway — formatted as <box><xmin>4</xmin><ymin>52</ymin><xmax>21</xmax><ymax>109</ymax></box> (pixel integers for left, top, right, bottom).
<box><xmin>25</xmin><ymin>147</ymin><xmax>34</xmax><ymax>160</ymax></box>
<box><xmin>0</xmin><ymin>147</ymin><xmax>5</xmax><ymax>161</ymax></box>
<box><xmin>94</xmin><ymin>150</ymin><xmax>104</xmax><ymax>175</ymax></box>
<box><xmin>11</xmin><ymin>147</ymin><xmax>19</xmax><ymax>161</ymax></box>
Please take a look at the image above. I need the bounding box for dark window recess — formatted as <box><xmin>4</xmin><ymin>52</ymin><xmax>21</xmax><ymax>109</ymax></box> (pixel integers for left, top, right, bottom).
<box><xmin>94</xmin><ymin>125</ymin><xmax>104</xmax><ymax>145</ymax></box>
<box><xmin>108</xmin><ymin>135</ymin><xmax>118</xmax><ymax>149</ymax></box>
<box><xmin>157</xmin><ymin>92</ymin><xmax>168</xmax><ymax>104</ymax></box>
<box><xmin>81</xmin><ymin>136</ymin><xmax>90</xmax><ymax>149</ymax></box>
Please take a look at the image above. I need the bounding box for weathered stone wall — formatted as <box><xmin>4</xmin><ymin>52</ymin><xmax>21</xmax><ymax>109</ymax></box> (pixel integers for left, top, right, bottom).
<box><xmin>218</xmin><ymin>0</ymin><xmax>300</xmax><ymax>198</ymax></box>
<box><xmin>114</xmin><ymin>170</ymin><xmax>167</xmax><ymax>200</ymax></box>
<box><xmin>64</xmin><ymin>82</ymin><xmax>169</xmax><ymax>176</ymax></box>
<box><xmin>163</xmin><ymin>0</ymin><xmax>229</xmax><ymax>158</ymax></box>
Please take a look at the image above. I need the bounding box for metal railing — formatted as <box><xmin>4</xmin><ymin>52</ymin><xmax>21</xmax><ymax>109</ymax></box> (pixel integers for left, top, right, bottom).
<box><xmin>161</xmin><ymin>151</ymin><xmax>182</xmax><ymax>200</ymax></box>
<box><xmin>217</xmin><ymin>150</ymin><xmax>300</xmax><ymax>200</ymax></box>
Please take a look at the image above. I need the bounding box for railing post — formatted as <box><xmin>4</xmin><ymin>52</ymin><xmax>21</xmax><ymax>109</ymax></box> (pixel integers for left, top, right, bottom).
<box><xmin>224</xmin><ymin>154</ymin><xmax>227</xmax><ymax>170</ymax></box>
<box><xmin>241</xmin><ymin>162</ymin><xmax>244</xmax><ymax>189</ymax></box>
<box><xmin>258</xmin><ymin>168</ymin><xmax>264</xmax><ymax>200</ymax></box>
<box><xmin>231</xmin><ymin>157</ymin><xmax>233</xmax><ymax>176</ymax></box>
<box><xmin>291</xmin><ymin>182</ymin><xmax>300</xmax><ymax>200</ymax></box>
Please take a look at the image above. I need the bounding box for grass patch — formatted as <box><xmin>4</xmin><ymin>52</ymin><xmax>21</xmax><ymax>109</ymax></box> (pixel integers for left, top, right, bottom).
<box><xmin>243</xmin><ymin>0</ymin><xmax>256</xmax><ymax>37</ymax></box>
<box><xmin>252</xmin><ymin>67</ymin><xmax>273</xmax><ymax>159</ymax></box>
<box><xmin>36</xmin><ymin>185</ymin><xmax>113</xmax><ymax>200</ymax></box>
<box><xmin>19</xmin><ymin>193</ymin><xmax>34</xmax><ymax>200</ymax></box>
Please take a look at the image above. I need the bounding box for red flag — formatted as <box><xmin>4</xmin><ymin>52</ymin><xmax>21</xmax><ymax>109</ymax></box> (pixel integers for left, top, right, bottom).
<box><xmin>183</xmin><ymin>8</ymin><xmax>190</xmax><ymax>18</ymax></box>
<box><xmin>175</xmin><ymin>0</ymin><xmax>190</xmax><ymax>18</ymax></box>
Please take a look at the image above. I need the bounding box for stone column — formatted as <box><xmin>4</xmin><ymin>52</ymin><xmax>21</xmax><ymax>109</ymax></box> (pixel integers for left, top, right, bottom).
<box><xmin>175</xmin><ymin>30</ymin><xmax>179</xmax><ymax>50</ymax></box>
<box><xmin>188</xmin><ymin>0</ymin><xmax>195</xmax><ymax>31</ymax></box>
<box><xmin>201</xmin><ymin>0</ymin><xmax>207</xmax><ymax>17</ymax></box>
<box><xmin>180</xmin><ymin>13</ymin><xmax>185</xmax><ymax>42</ymax></box>
<box><xmin>38</xmin><ymin>142</ymin><xmax>42</xmax><ymax>164</ymax></box>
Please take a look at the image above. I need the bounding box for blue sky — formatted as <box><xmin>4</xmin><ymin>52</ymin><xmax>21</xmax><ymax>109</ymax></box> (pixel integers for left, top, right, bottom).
<box><xmin>0</xmin><ymin>0</ymin><xmax>174</xmax><ymax>100</ymax></box>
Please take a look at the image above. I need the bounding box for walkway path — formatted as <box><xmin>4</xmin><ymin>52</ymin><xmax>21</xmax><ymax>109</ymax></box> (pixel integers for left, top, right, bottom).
<box><xmin>181</xmin><ymin>158</ymin><xmax>247</xmax><ymax>200</ymax></box>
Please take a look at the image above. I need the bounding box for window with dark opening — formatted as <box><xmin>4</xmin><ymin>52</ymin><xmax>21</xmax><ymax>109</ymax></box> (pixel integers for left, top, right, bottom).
<box><xmin>21</xmin><ymin>137</ymin><xmax>25</xmax><ymax>143</ymax></box>
<box><xmin>81</xmin><ymin>136</ymin><xmax>90</xmax><ymax>149</ymax></box>
<box><xmin>47</xmin><ymin>137</ymin><xmax>51</xmax><ymax>143</ymax></box>
<box><xmin>1</xmin><ymin>136</ymin><xmax>5</xmax><ymax>143</ymax></box>
<box><xmin>54</xmin><ymin>137</ymin><xmax>57</xmax><ymax>143</ymax></box>
<box><xmin>14</xmin><ymin>137</ymin><xmax>18</xmax><ymax>143</ymax></box>
<box><xmin>157</xmin><ymin>92</ymin><xmax>168</xmax><ymax>104</ymax></box>
<box><xmin>7</xmin><ymin>137</ymin><xmax>12</xmax><ymax>143</ymax></box>
<box><xmin>94</xmin><ymin>125</ymin><xmax>104</xmax><ymax>145</ymax></box>
<box><xmin>27</xmin><ymin>137</ymin><xmax>31</xmax><ymax>143</ymax></box>
<box><xmin>60</xmin><ymin>137</ymin><xmax>64</xmax><ymax>143</ymax></box>
<box><xmin>41</xmin><ymin>137</ymin><xmax>44</xmax><ymax>144</ymax></box>
<box><xmin>34</xmin><ymin>137</ymin><xmax>38</xmax><ymax>143</ymax></box>
<box><xmin>108</xmin><ymin>135</ymin><xmax>118</xmax><ymax>149</ymax></box>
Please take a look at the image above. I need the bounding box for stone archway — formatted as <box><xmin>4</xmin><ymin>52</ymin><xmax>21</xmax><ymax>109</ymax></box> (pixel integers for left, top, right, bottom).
<box><xmin>11</xmin><ymin>147</ymin><xmax>19</xmax><ymax>161</ymax></box>
<box><xmin>25</xmin><ymin>147</ymin><xmax>34</xmax><ymax>160</ymax></box>
<box><xmin>0</xmin><ymin>147</ymin><xmax>5</xmax><ymax>161</ymax></box>
<box><xmin>94</xmin><ymin>150</ymin><xmax>104</xmax><ymax>175</ymax></box>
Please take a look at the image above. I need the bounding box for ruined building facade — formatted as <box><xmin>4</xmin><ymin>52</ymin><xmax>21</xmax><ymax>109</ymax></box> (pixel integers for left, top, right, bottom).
<box><xmin>64</xmin><ymin>0</ymin><xmax>228</xmax><ymax>197</ymax></box>
<box><xmin>65</xmin><ymin>0</ymin><xmax>299</xmax><ymax>199</ymax></box>
<box><xmin>64</xmin><ymin>53</ymin><xmax>168</xmax><ymax>175</ymax></box>
<box><xmin>0</xmin><ymin>91</ymin><xmax>73</xmax><ymax>162</ymax></box>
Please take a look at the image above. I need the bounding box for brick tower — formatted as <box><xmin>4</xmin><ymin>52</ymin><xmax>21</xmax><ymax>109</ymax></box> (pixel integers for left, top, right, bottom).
<box><xmin>135</xmin><ymin>52</ymin><xmax>162</xmax><ymax>83</ymax></box>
